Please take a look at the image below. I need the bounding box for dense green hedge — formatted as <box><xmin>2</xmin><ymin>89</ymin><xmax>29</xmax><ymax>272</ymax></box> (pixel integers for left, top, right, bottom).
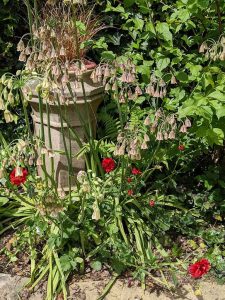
<box><xmin>0</xmin><ymin>0</ymin><xmax>27</xmax><ymax>74</ymax></box>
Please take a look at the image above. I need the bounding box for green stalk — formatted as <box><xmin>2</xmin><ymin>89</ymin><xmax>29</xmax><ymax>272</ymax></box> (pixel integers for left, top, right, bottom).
<box><xmin>71</xmin><ymin>4</ymin><xmax>103</xmax><ymax>176</ymax></box>
<box><xmin>46</xmin><ymin>102</ymin><xmax>55</xmax><ymax>180</ymax></box>
<box><xmin>24</xmin><ymin>0</ymin><xmax>34</xmax><ymax>45</ymax></box>
<box><xmin>115</xmin><ymin>197</ymin><xmax>129</xmax><ymax>245</ymax></box>
<box><xmin>20</xmin><ymin>90</ymin><xmax>33</xmax><ymax>144</ymax></box>
<box><xmin>38</xmin><ymin>92</ymin><xmax>48</xmax><ymax>184</ymax></box>
<box><xmin>33</xmin><ymin>0</ymin><xmax>38</xmax><ymax>29</ymax></box>
<box><xmin>56</xmin><ymin>94</ymin><xmax>72</xmax><ymax>202</ymax></box>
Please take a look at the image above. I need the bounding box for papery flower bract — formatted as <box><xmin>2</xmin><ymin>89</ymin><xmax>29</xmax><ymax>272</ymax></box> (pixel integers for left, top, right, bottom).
<box><xmin>188</xmin><ymin>259</ymin><xmax>211</xmax><ymax>278</ymax></box>
<box><xmin>131</xmin><ymin>167</ymin><xmax>142</xmax><ymax>175</ymax></box>
<box><xmin>10</xmin><ymin>167</ymin><xmax>28</xmax><ymax>186</ymax></box>
<box><xmin>101</xmin><ymin>158</ymin><xmax>116</xmax><ymax>173</ymax></box>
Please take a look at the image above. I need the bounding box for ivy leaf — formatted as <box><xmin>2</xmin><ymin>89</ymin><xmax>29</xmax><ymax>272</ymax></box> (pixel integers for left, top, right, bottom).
<box><xmin>157</xmin><ymin>57</ymin><xmax>170</xmax><ymax>71</ymax></box>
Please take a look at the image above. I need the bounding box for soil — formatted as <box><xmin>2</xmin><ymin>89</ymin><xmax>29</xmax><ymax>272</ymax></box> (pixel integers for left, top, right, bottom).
<box><xmin>1</xmin><ymin>231</ymin><xmax>225</xmax><ymax>300</ymax></box>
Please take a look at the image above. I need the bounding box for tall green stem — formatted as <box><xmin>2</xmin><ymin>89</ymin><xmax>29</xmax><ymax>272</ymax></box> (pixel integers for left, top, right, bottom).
<box><xmin>24</xmin><ymin>0</ymin><xmax>34</xmax><ymax>45</ymax></box>
<box><xmin>56</xmin><ymin>94</ymin><xmax>72</xmax><ymax>202</ymax></box>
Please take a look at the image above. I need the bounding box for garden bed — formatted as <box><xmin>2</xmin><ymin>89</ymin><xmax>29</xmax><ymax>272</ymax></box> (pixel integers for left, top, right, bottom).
<box><xmin>0</xmin><ymin>229</ymin><xmax>222</xmax><ymax>300</ymax></box>
<box><xmin>1</xmin><ymin>0</ymin><xmax>225</xmax><ymax>299</ymax></box>
<box><xmin>0</xmin><ymin>272</ymin><xmax>225</xmax><ymax>300</ymax></box>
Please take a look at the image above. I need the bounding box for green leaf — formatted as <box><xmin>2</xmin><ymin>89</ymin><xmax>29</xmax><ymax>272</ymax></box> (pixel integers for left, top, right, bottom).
<box><xmin>75</xmin><ymin>21</ymin><xmax>86</xmax><ymax>34</ymax></box>
<box><xmin>208</xmin><ymin>90</ymin><xmax>225</xmax><ymax>101</ymax></box>
<box><xmin>156</xmin><ymin>22</ymin><xmax>172</xmax><ymax>42</ymax></box>
<box><xmin>178</xmin><ymin>105</ymin><xmax>196</xmax><ymax>118</ymax></box>
<box><xmin>176</xmin><ymin>71</ymin><xmax>188</xmax><ymax>82</ymax></box>
<box><xmin>206</xmin><ymin>128</ymin><xmax>224</xmax><ymax>146</ymax></box>
<box><xmin>75</xmin><ymin>257</ymin><xmax>84</xmax><ymax>264</ymax></box>
<box><xmin>90</xmin><ymin>260</ymin><xmax>102</xmax><ymax>271</ymax></box>
<box><xmin>101</xmin><ymin>51</ymin><xmax>116</xmax><ymax>61</ymax></box>
<box><xmin>133</xmin><ymin>18</ymin><xmax>144</xmax><ymax>31</ymax></box>
<box><xmin>0</xmin><ymin>197</ymin><xmax>9</xmax><ymax>206</ymax></box>
<box><xmin>157</xmin><ymin>57</ymin><xmax>170</xmax><ymax>71</ymax></box>
<box><xmin>124</xmin><ymin>0</ymin><xmax>135</xmax><ymax>7</ymax></box>
<box><xmin>197</xmin><ymin>0</ymin><xmax>209</xmax><ymax>8</ymax></box>
<box><xmin>105</xmin><ymin>2</ymin><xmax>125</xmax><ymax>13</ymax></box>
<box><xmin>196</xmin><ymin>106</ymin><xmax>213</xmax><ymax>121</ymax></box>
<box><xmin>210</xmin><ymin>100</ymin><xmax>225</xmax><ymax>119</ymax></box>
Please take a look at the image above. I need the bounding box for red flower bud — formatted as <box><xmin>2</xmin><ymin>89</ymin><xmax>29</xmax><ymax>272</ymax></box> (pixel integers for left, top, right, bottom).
<box><xmin>178</xmin><ymin>145</ymin><xmax>185</xmax><ymax>151</ymax></box>
<box><xmin>149</xmin><ymin>200</ymin><xmax>155</xmax><ymax>207</ymax></box>
<box><xmin>128</xmin><ymin>189</ymin><xmax>133</xmax><ymax>196</ymax></box>
<box><xmin>131</xmin><ymin>167</ymin><xmax>142</xmax><ymax>175</ymax></box>
<box><xmin>127</xmin><ymin>177</ymin><xmax>132</xmax><ymax>183</ymax></box>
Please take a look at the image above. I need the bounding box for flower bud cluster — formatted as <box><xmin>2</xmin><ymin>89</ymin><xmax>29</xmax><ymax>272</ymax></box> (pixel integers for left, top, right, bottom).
<box><xmin>17</xmin><ymin>4</ymin><xmax>104</xmax><ymax>76</ymax></box>
<box><xmin>144</xmin><ymin>109</ymin><xmax>191</xmax><ymax>141</ymax></box>
<box><xmin>0</xmin><ymin>139</ymin><xmax>36</xmax><ymax>180</ymax></box>
<box><xmin>199</xmin><ymin>36</ymin><xmax>225</xmax><ymax>61</ymax></box>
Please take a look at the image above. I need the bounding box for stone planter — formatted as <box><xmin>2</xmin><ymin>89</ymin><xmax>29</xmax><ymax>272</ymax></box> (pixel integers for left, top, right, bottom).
<box><xmin>26</xmin><ymin>69</ymin><xmax>104</xmax><ymax>191</ymax></box>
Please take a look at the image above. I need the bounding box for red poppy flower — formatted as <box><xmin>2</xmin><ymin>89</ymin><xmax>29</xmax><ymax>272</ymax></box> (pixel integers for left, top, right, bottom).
<box><xmin>128</xmin><ymin>189</ymin><xmax>133</xmax><ymax>196</ymax></box>
<box><xmin>178</xmin><ymin>145</ymin><xmax>185</xmax><ymax>151</ymax></box>
<box><xmin>127</xmin><ymin>177</ymin><xmax>132</xmax><ymax>183</ymax></box>
<box><xmin>131</xmin><ymin>167</ymin><xmax>142</xmax><ymax>175</ymax></box>
<box><xmin>188</xmin><ymin>259</ymin><xmax>211</xmax><ymax>278</ymax></box>
<box><xmin>149</xmin><ymin>200</ymin><xmax>155</xmax><ymax>207</ymax></box>
<box><xmin>10</xmin><ymin>167</ymin><xmax>28</xmax><ymax>186</ymax></box>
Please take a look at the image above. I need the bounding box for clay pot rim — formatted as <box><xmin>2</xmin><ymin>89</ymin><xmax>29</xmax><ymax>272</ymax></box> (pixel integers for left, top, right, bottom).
<box><xmin>83</xmin><ymin>59</ymin><xmax>97</xmax><ymax>70</ymax></box>
<box><xmin>67</xmin><ymin>59</ymin><xmax>96</xmax><ymax>74</ymax></box>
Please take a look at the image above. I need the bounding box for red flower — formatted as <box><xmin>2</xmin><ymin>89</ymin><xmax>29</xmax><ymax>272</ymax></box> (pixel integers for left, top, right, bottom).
<box><xmin>101</xmin><ymin>158</ymin><xmax>116</xmax><ymax>173</ymax></box>
<box><xmin>128</xmin><ymin>189</ymin><xmax>133</xmax><ymax>196</ymax></box>
<box><xmin>131</xmin><ymin>168</ymin><xmax>142</xmax><ymax>175</ymax></box>
<box><xmin>127</xmin><ymin>177</ymin><xmax>132</xmax><ymax>183</ymax></box>
<box><xmin>10</xmin><ymin>167</ymin><xmax>28</xmax><ymax>186</ymax></box>
<box><xmin>188</xmin><ymin>259</ymin><xmax>211</xmax><ymax>278</ymax></box>
<box><xmin>149</xmin><ymin>200</ymin><xmax>155</xmax><ymax>207</ymax></box>
<box><xmin>178</xmin><ymin>145</ymin><xmax>185</xmax><ymax>151</ymax></box>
